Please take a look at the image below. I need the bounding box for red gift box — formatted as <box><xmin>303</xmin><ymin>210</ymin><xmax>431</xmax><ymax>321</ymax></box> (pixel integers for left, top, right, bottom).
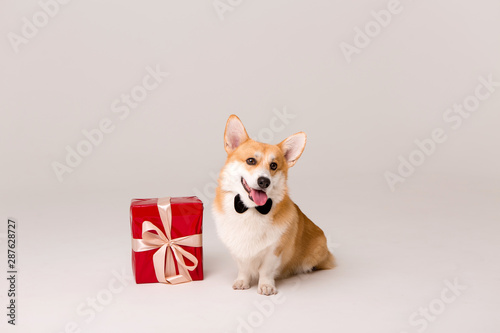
<box><xmin>130</xmin><ymin>196</ymin><xmax>203</xmax><ymax>284</ymax></box>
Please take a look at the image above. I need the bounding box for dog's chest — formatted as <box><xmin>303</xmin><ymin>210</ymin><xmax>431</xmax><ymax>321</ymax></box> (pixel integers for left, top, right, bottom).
<box><xmin>213</xmin><ymin>200</ymin><xmax>285</xmax><ymax>259</ymax></box>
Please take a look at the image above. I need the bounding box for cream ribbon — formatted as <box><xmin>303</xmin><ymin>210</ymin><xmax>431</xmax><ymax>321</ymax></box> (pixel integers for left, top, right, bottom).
<box><xmin>132</xmin><ymin>197</ymin><xmax>202</xmax><ymax>284</ymax></box>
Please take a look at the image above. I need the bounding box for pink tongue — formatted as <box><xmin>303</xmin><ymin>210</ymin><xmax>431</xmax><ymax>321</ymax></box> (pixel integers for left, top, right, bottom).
<box><xmin>251</xmin><ymin>189</ymin><xmax>268</xmax><ymax>206</ymax></box>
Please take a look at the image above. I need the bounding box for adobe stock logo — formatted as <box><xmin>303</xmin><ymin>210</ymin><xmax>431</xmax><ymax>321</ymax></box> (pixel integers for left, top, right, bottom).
<box><xmin>213</xmin><ymin>0</ymin><xmax>244</xmax><ymax>21</ymax></box>
<box><xmin>51</xmin><ymin>65</ymin><xmax>169</xmax><ymax>182</ymax></box>
<box><xmin>339</xmin><ymin>0</ymin><xmax>404</xmax><ymax>64</ymax></box>
<box><xmin>233</xmin><ymin>273</ymin><xmax>312</xmax><ymax>333</ymax></box>
<box><xmin>400</xmin><ymin>278</ymin><xmax>467</xmax><ymax>333</ymax></box>
<box><xmin>193</xmin><ymin>107</ymin><xmax>296</xmax><ymax>205</ymax></box>
<box><xmin>58</xmin><ymin>268</ymin><xmax>134</xmax><ymax>333</ymax></box>
<box><xmin>385</xmin><ymin>74</ymin><xmax>499</xmax><ymax>191</ymax></box>
<box><xmin>7</xmin><ymin>0</ymin><xmax>72</xmax><ymax>54</ymax></box>
<box><xmin>235</xmin><ymin>293</ymin><xmax>286</xmax><ymax>333</ymax></box>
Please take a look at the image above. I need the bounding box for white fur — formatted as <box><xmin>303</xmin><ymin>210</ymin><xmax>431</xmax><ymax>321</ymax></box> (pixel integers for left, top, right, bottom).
<box><xmin>213</xmin><ymin>194</ymin><xmax>283</xmax><ymax>295</ymax></box>
<box><xmin>213</xmin><ymin>161</ymin><xmax>288</xmax><ymax>295</ymax></box>
<box><xmin>214</xmin><ymin>193</ymin><xmax>284</xmax><ymax>259</ymax></box>
<box><xmin>219</xmin><ymin>161</ymin><xmax>287</xmax><ymax>209</ymax></box>
<box><xmin>215</xmin><ymin>117</ymin><xmax>310</xmax><ymax>295</ymax></box>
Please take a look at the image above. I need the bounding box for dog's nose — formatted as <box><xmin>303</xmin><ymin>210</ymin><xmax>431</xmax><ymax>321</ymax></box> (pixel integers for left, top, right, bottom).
<box><xmin>257</xmin><ymin>177</ymin><xmax>270</xmax><ymax>189</ymax></box>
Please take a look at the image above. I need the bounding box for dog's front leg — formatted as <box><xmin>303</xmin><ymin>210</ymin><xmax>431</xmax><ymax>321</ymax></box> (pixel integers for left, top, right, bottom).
<box><xmin>232</xmin><ymin>258</ymin><xmax>252</xmax><ymax>290</ymax></box>
<box><xmin>257</xmin><ymin>251</ymin><xmax>280</xmax><ymax>295</ymax></box>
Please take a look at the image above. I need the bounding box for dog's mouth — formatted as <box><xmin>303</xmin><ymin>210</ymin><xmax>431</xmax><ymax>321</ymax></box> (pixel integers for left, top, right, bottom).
<box><xmin>241</xmin><ymin>177</ymin><xmax>268</xmax><ymax>206</ymax></box>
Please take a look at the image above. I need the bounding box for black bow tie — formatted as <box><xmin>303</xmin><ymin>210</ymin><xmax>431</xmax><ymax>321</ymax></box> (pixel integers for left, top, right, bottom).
<box><xmin>234</xmin><ymin>194</ymin><xmax>273</xmax><ymax>215</ymax></box>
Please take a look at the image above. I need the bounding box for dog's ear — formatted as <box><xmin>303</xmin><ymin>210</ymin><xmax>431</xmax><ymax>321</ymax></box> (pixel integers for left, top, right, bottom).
<box><xmin>279</xmin><ymin>132</ymin><xmax>307</xmax><ymax>167</ymax></box>
<box><xmin>224</xmin><ymin>115</ymin><xmax>249</xmax><ymax>154</ymax></box>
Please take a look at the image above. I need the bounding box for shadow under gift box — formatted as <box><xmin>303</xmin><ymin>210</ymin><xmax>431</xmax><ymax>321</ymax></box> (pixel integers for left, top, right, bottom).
<box><xmin>130</xmin><ymin>197</ymin><xmax>204</xmax><ymax>284</ymax></box>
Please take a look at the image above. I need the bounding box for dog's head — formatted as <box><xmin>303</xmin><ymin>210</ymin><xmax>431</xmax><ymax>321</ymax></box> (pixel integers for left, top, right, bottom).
<box><xmin>219</xmin><ymin>115</ymin><xmax>306</xmax><ymax>208</ymax></box>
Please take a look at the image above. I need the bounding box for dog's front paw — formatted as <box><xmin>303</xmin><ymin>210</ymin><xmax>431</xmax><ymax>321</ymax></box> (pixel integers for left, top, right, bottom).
<box><xmin>232</xmin><ymin>280</ymin><xmax>250</xmax><ymax>290</ymax></box>
<box><xmin>258</xmin><ymin>284</ymin><xmax>277</xmax><ymax>296</ymax></box>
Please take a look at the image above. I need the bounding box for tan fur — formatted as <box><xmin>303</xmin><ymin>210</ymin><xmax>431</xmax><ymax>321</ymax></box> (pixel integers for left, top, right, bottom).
<box><xmin>214</xmin><ymin>115</ymin><xmax>335</xmax><ymax>293</ymax></box>
<box><xmin>214</xmin><ymin>139</ymin><xmax>288</xmax><ymax>214</ymax></box>
<box><xmin>273</xmin><ymin>199</ymin><xmax>335</xmax><ymax>278</ymax></box>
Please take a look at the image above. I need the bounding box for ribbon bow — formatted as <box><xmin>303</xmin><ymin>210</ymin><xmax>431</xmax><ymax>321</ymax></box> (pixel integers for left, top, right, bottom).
<box><xmin>132</xmin><ymin>197</ymin><xmax>202</xmax><ymax>284</ymax></box>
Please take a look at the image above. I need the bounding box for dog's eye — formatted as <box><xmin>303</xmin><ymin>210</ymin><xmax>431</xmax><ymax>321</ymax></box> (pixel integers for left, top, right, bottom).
<box><xmin>270</xmin><ymin>162</ymin><xmax>277</xmax><ymax>170</ymax></box>
<box><xmin>246</xmin><ymin>158</ymin><xmax>256</xmax><ymax>165</ymax></box>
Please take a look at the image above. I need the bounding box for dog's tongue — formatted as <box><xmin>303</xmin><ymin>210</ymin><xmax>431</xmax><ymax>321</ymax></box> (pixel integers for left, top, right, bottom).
<box><xmin>251</xmin><ymin>189</ymin><xmax>268</xmax><ymax>206</ymax></box>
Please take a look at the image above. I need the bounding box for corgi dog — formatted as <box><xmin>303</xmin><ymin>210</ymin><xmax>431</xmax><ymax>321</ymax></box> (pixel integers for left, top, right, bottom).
<box><xmin>213</xmin><ymin>115</ymin><xmax>335</xmax><ymax>295</ymax></box>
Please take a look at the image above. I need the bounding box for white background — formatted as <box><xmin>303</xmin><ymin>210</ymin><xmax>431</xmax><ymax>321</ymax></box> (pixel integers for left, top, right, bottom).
<box><xmin>1</xmin><ymin>1</ymin><xmax>499</xmax><ymax>332</ymax></box>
